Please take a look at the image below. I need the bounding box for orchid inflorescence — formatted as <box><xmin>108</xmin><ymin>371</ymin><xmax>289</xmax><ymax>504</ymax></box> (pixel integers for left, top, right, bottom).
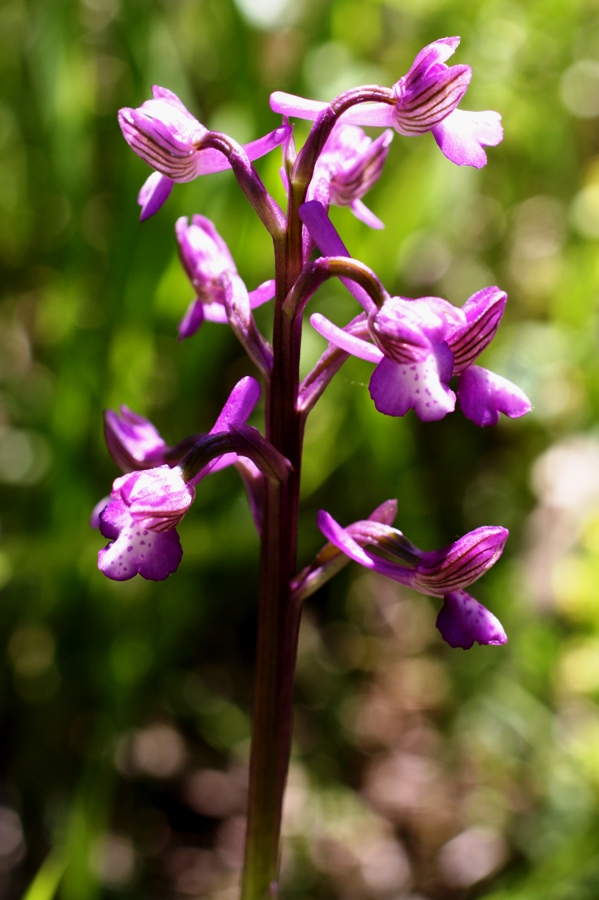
<box><xmin>97</xmin><ymin>37</ymin><xmax>530</xmax><ymax>899</ymax></box>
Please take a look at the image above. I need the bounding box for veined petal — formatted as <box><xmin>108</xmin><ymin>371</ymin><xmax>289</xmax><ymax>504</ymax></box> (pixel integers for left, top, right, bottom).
<box><xmin>458</xmin><ymin>365</ymin><xmax>532</xmax><ymax>427</ymax></box>
<box><xmin>436</xmin><ymin>589</ymin><xmax>507</xmax><ymax>649</ymax></box>
<box><xmin>368</xmin><ymin>297</ymin><xmax>449</xmax><ymax>363</ymax></box>
<box><xmin>447</xmin><ymin>287</ymin><xmax>507</xmax><ymax>373</ymax></box>
<box><xmin>415</xmin><ymin>525</ymin><xmax>508</xmax><ymax>595</ymax></box>
<box><xmin>432</xmin><ymin>108</ymin><xmax>503</xmax><ymax>168</ymax></box>
<box><xmin>410</xmin><ymin>36</ymin><xmax>461</xmax><ymax>70</ymax></box>
<box><xmin>394</xmin><ymin>65</ymin><xmax>471</xmax><ymax>136</ymax></box>
<box><xmin>369</xmin><ymin>350</ymin><xmax>455</xmax><ymax>421</ymax></box>
<box><xmin>119</xmin><ymin>107</ymin><xmax>200</xmax><ymax>180</ymax></box>
<box><xmin>310</xmin><ymin>313</ymin><xmax>383</xmax><ymax>363</ymax></box>
<box><xmin>122</xmin><ymin>85</ymin><xmax>289</xmax><ymax>183</ymax></box>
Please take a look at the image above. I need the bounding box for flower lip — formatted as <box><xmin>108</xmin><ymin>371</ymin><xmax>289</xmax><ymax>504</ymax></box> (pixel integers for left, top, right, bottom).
<box><xmin>436</xmin><ymin>589</ymin><xmax>507</xmax><ymax>649</ymax></box>
<box><xmin>98</xmin><ymin>497</ymin><xmax>183</xmax><ymax>582</ymax></box>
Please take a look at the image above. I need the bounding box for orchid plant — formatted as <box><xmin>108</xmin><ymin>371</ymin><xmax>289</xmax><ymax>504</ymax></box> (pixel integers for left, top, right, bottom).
<box><xmin>96</xmin><ymin>37</ymin><xmax>530</xmax><ymax>899</ymax></box>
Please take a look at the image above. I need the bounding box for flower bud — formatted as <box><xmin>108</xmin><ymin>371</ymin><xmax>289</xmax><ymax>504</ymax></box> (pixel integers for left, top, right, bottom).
<box><xmin>176</xmin><ymin>215</ymin><xmax>237</xmax><ymax>300</ymax></box>
<box><xmin>104</xmin><ymin>406</ymin><xmax>169</xmax><ymax>473</ymax></box>
<box><xmin>119</xmin><ymin>87</ymin><xmax>207</xmax><ymax>182</ymax></box>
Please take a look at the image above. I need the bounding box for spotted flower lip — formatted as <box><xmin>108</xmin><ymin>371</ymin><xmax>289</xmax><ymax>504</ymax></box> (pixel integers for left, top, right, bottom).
<box><xmin>270</xmin><ymin>37</ymin><xmax>503</xmax><ymax>168</ymax></box>
<box><xmin>119</xmin><ymin>86</ymin><xmax>290</xmax><ymax>218</ymax></box>
<box><xmin>316</xmin><ymin>506</ymin><xmax>508</xmax><ymax>649</ymax></box>
<box><xmin>98</xmin><ymin>497</ymin><xmax>183</xmax><ymax>582</ymax></box>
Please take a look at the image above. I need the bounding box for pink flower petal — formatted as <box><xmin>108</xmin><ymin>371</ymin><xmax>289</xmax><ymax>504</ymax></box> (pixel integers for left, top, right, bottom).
<box><xmin>310</xmin><ymin>313</ymin><xmax>383</xmax><ymax>364</ymax></box>
<box><xmin>458</xmin><ymin>365</ymin><xmax>532</xmax><ymax>427</ymax></box>
<box><xmin>369</xmin><ymin>350</ymin><xmax>456</xmax><ymax>421</ymax></box>
<box><xmin>138</xmin><ymin>172</ymin><xmax>174</xmax><ymax>221</ymax></box>
<box><xmin>249</xmin><ymin>280</ymin><xmax>276</xmax><ymax>308</ymax></box>
<box><xmin>350</xmin><ymin>199</ymin><xmax>385</xmax><ymax>229</ymax></box>
<box><xmin>210</xmin><ymin>376</ymin><xmax>262</xmax><ymax>434</ymax></box>
<box><xmin>436</xmin><ymin>589</ymin><xmax>507</xmax><ymax>649</ymax></box>
<box><xmin>432</xmin><ymin>108</ymin><xmax>503</xmax><ymax>168</ymax></box>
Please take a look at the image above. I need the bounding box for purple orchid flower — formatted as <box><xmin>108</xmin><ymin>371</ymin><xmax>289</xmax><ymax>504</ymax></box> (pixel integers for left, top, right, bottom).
<box><xmin>271</xmin><ymin>37</ymin><xmax>502</xmax><ymax>168</ymax></box>
<box><xmin>176</xmin><ymin>215</ymin><xmax>275</xmax><ymax>339</ymax></box>
<box><xmin>318</xmin><ymin>507</ymin><xmax>507</xmax><ymax>649</ymax></box>
<box><xmin>309</xmin><ymin>124</ymin><xmax>393</xmax><ymax>229</ymax></box>
<box><xmin>119</xmin><ymin>86</ymin><xmax>290</xmax><ymax>220</ymax></box>
<box><xmin>311</xmin><ymin>287</ymin><xmax>531</xmax><ymax>425</ymax></box>
<box><xmin>97</xmin><ymin>376</ymin><xmax>262</xmax><ymax>581</ymax></box>
<box><xmin>299</xmin><ymin>200</ymin><xmax>530</xmax><ymax>425</ymax></box>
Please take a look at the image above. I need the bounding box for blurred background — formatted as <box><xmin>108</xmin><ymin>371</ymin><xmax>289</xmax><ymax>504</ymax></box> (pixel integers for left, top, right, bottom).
<box><xmin>2</xmin><ymin>0</ymin><xmax>599</xmax><ymax>897</ymax></box>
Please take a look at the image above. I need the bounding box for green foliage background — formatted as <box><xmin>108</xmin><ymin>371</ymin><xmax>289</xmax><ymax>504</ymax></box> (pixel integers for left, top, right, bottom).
<box><xmin>3</xmin><ymin>0</ymin><xmax>599</xmax><ymax>897</ymax></box>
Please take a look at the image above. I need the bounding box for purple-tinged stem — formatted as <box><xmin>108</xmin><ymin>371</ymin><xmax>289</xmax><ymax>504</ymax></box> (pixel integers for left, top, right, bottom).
<box><xmin>241</xmin><ymin>93</ymin><xmax>393</xmax><ymax>900</ymax></box>
<box><xmin>195</xmin><ymin>132</ymin><xmax>287</xmax><ymax>238</ymax></box>
<box><xmin>240</xmin><ymin>227</ymin><xmax>304</xmax><ymax>899</ymax></box>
